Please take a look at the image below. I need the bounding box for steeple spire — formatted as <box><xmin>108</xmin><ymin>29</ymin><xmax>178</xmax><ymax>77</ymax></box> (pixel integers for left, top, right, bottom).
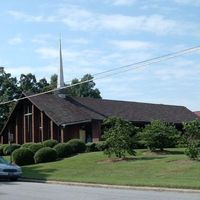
<box><xmin>56</xmin><ymin>37</ymin><xmax>66</xmax><ymax>98</ymax></box>
<box><xmin>57</xmin><ymin>38</ymin><xmax>65</xmax><ymax>89</ymax></box>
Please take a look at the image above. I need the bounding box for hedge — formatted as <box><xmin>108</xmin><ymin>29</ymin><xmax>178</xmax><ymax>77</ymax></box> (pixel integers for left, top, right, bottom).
<box><xmin>12</xmin><ymin>148</ymin><xmax>34</xmax><ymax>166</ymax></box>
<box><xmin>0</xmin><ymin>144</ymin><xmax>9</xmax><ymax>156</ymax></box>
<box><xmin>86</xmin><ymin>142</ymin><xmax>97</xmax><ymax>152</ymax></box>
<box><xmin>28</xmin><ymin>143</ymin><xmax>44</xmax><ymax>154</ymax></box>
<box><xmin>34</xmin><ymin>147</ymin><xmax>57</xmax><ymax>163</ymax></box>
<box><xmin>3</xmin><ymin>144</ymin><xmax>21</xmax><ymax>156</ymax></box>
<box><xmin>66</xmin><ymin>139</ymin><xmax>86</xmax><ymax>154</ymax></box>
<box><xmin>21</xmin><ymin>143</ymin><xmax>34</xmax><ymax>149</ymax></box>
<box><xmin>54</xmin><ymin>143</ymin><xmax>73</xmax><ymax>158</ymax></box>
<box><xmin>43</xmin><ymin>139</ymin><xmax>58</xmax><ymax>148</ymax></box>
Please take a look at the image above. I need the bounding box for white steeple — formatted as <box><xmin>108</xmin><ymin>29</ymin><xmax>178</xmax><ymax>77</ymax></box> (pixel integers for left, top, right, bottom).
<box><xmin>57</xmin><ymin>38</ymin><xmax>65</xmax><ymax>89</ymax></box>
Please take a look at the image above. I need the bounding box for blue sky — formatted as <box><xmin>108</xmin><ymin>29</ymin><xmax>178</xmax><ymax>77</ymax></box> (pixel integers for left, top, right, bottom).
<box><xmin>0</xmin><ymin>0</ymin><xmax>200</xmax><ymax>111</ymax></box>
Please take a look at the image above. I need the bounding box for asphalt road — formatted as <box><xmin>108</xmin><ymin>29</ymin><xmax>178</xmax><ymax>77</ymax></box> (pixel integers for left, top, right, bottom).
<box><xmin>0</xmin><ymin>181</ymin><xmax>199</xmax><ymax>200</ymax></box>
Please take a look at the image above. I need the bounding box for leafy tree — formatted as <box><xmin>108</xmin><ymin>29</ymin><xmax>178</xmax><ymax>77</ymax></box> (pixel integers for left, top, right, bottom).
<box><xmin>0</xmin><ymin>69</ymin><xmax>20</xmax><ymax>130</ymax></box>
<box><xmin>140</xmin><ymin>120</ymin><xmax>179</xmax><ymax>151</ymax></box>
<box><xmin>102</xmin><ymin>117</ymin><xmax>138</xmax><ymax>158</ymax></box>
<box><xmin>19</xmin><ymin>73</ymin><xmax>38</xmax><ymax>92</ymax></box>
<box><xmin>183</xmin><ymin>120</ymin><xmax>200</xmax><ymax>160</ymax></box>
<box><xmin>49</xmin><ymin>74</ymin><xmax>57</xmax><ymax>89</ymax></box>
<box><xmin>19</xmin><ymin>73</ymin><xmax>49</xmax><ymax>93</ymax></box>
<box><xmin>46</xmin><ymin>73</ymin><xmax>101</xmax><ymax>99</ymax></box>
<box><xmin>67</xmin><ymin>74</ymin><xmax>101</xmax><ymax>98</ymax></box>
<box><xmin>37</xmin><ymin>78</ymin><xmax>49</xmax><ymax>92</ymax></box>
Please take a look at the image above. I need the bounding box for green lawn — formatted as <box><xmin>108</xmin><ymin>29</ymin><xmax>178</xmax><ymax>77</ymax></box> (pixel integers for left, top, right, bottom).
<box><xmin>20</xmin><ymin>149</ymin><xmax>200</xmax><ymax>189</ymax></box>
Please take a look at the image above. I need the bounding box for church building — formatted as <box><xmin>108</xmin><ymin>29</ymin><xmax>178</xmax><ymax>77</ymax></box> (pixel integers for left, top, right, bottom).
<box><xmin>0</xmin><ymin>42</ymin><xmax>198</xmax><ymax>144</ymax></box>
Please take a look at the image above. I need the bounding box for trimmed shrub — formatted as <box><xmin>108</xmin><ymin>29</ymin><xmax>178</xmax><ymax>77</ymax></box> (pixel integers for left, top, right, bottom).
<box><xmin>34</xmin><ymin>147</ymin><xmax>57</xmax><ymax>163</ymax></box>
<box><xmin>86</xmin><ymin>142</ymin><xmax>97</xmax><ymax>152</ymax></box>
<box><xmin>185</xmin><ymin>145</ymin><xmax>200</xmax><ymax>160</ymax></box>
<box><xmin>66</xmin><ymin>139</ymin><xmax>86</xmax><ymax>154</ymax></box>
<box><xmin>21</xmin><ymin>143</ymin><xmax>34</xmax><ymax>149</ymax></box>
<box><xmin>29</xmin><ymin>143</ymin><xmax>44</xmax><ymax>154</ymax></box>
<box><xmin>12</xmin><ymin>148</ymin><xmax>34</xmax><ymax>166</ymax></box>
<box><xmin>3</xmin><ymin>144</ymin><xmax>21</xmax><ymax>156</ymax></box>
<box><xmin>54</xmin><ymin>143</ymin><xmax>73</xmax><ymax>158</ymax></box>
<box><xmin>0</xmin><ymin>144</ymin><xmax>9</xmax><ymax>156</ymax></box>
<box><xmin>43</xmin><ymin>139</ymin><xmax>58</xmax><ymax>148</ymax></box>
<box><xmin>96</xmin><ymin>141</ymin><xmax>107</xmax><ymax>151</ymax></box>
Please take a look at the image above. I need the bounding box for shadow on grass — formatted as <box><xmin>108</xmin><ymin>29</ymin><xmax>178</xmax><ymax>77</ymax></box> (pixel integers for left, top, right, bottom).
<box><xmin>21</xmin><ymin>165</ymin><xmax>57</xmax><ymax>181</ymax></box>
<box><xmin>134</xmin><ymin>156</ymin><xmax>165</xmax><ymax>161</ymax></box>
<box><xmin>99</xmin><ymin>156</ymin><xmax>165</xmax><ymax>164</ymax></box>
<box><xmin>152</xmin><ymin>150</ymin><xmax>184</xmax><ymax>155</ymax></box>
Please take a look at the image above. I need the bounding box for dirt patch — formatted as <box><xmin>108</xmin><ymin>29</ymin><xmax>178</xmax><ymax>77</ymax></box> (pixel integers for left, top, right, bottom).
<box><xmin>98</xmin><ymin>157</ymin><xmax>135</xmax><ymax>164</ymax></box>
<box><xmin>167</xmin><ymin>159</ymin><xmax>194</xmax><ymax>164</ymax></box>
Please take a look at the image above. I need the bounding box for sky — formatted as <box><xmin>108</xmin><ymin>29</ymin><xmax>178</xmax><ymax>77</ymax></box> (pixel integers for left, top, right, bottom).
<box><xmin>0</xmin><ymin>0</ymin><xmax>200</xmax><ymax>111</ymax></box>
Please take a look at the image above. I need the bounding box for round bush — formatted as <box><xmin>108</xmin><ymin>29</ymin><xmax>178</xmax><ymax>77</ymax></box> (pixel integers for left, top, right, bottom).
<box><xmin>86</xmin><ymin>142</ymin><xmax>97</xmax><ymax>152</ymax></box>
<box><xmin>66</xmin><ymin>139</ymin><xmax>86</xmax><ymax>154</ymax></box>
<box><xmin>96</xmin><ymin>141</ymin><xmax>107</xmax><ymax>151</ymax></box>
<box><xmin>12</xmin><ymin>148</ymin><xmax>34</xmax><ymax>166</ymax></box>
<box><xmin>3</xmin><ymin>144</ymin><xmax>21</xmax><ymax>156</ymax></box>
<box><xmin>34</xmin><ymin>147</ymin><xmax>57</xmax><ymax>163</ymax></box>
<box><xmin>54</xmin><ymin>143</ymin><xmax>73</xmax><ymax>158</ymax></box>
<box><xmin>43</xmin><ymin>139</ymin><xmax>58</xmax><ymax>148</ymax></box>
<box><xmin>21</xmin><ymin>143</ymin><xmax>34</xmax><ymax>149</ymax></box>
<box><xmin>0</xmin><ymin>144</ymin><xmax>9</xmax><ymax>156</ymax></box>
<box><xmin>29</xmin><ymin>143</ymin><xmax>44</xmax><ymax>154</ymax></box>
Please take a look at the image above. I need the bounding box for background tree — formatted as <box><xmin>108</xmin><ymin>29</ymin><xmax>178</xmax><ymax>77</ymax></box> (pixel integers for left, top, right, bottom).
<box><xmin>45</xmin><ymin>73</ymin><xmax>101</xmax><ymax>98</ymax></box>
<box><xmin>140</xmin><ymin>120</ymin><xmax>179</xmax><ymax>151</ymax></box>
<box><xmin>19</xmin><ymin>73</ymin><xmax>38</xmax><ymax>92</ymax></box>
<box><xmin>19</xmin><ymin>73</ymin><xmax>49</xmax><ymax>93</ymax></box>
<box><xmin>102</xmin><ymin>117</ymin><xmax>138</xmax><ymax>158</ymax></box>
<box><xmin>67</xmin><ymin>74</ymin><xmax>101</xmax><ymax>98</ymax></box>
<box><xmin>0</xmin><ymin>69</ymin><xmax>20</xmax><ymax>130</ymax></box>
<box><xmin>183</xmin><ymin>120</ymin><xmax>200</xmax><ymax>160</ymax></box>
<box><xmin>36</xmin><ymin>78</ymin><xmax>50</xmax><ymax>92</ymax></box>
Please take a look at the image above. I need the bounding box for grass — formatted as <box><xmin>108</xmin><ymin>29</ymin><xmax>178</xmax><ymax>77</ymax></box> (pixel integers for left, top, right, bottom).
<box><xmin>19</xmin><ymin>148</ymin><xmax>200</xmax><ymax>189</ymax></box>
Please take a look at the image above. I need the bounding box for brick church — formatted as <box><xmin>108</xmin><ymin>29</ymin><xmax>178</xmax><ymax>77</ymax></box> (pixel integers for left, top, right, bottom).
<box><xmin>0</xmin><ymin>43</ymin><xmax>198</xmax><ymax>144</ymax></box>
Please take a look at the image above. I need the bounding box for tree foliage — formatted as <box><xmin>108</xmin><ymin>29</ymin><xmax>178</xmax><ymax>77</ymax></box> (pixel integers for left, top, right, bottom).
<box><xmin>183</xmin><ymin>120</ymin><xmax>200</xmax><ymax>160</ymax></box>
<box><xmin>140</xmin><ymin>120</ymin><xmax>179</xmax><ymax>151</ymax></box>
<box><xmin>102</xmin><ymin>117</ymin><xmax>138</xmax><ymax>158</ymax></box>
<box><xmin>66</xmin><ymin>74</ymin><xmax>101</xmax><ymax>98</ymax></box>
<box><xmin>19</xmin><ymin>73</ymin><xmax>50</xmax><ymax>93</ymax></box>
<box><xmin>0</xmin><ymin>69</ymin><xmax>20</xmax><ymax>130</ymax></box>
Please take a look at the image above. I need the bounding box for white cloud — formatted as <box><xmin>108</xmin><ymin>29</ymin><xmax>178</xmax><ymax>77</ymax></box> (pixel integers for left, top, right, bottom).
<box><xmin>174</xmin><ymin>0</ymin><xmax>200</xmax><ymax>6</ymax></box>
<box><xmin>8</xmin><ymin>36</ymin><xmax>22</xmax><ymax>45</ymax></box>
<box><xmin>154</xmin><ymin>59</ymin><xmax>200</xmax><ymax>80</ymax></box>
<box><xmin>107</xmin><ymin>0</ymin><xmax>137</xmax><ymax>6</ymax></box>
<box><xmin>59</xmin><ymin>6</ymin><xmax>177</xmax><ymax>35</ymax></box>
<box><xmin>8</xmin><ymin>7</ymin><xmax>178</xmax><ymax>35</ymax></box>
<box><xmin>110</xmin><ymin>40</ymin><xmax>154</xmax><ymax>50</ymax></box>
<box><xmin>31</xmin><ymin>34</ymin><xmax>55</xmax><ymax>45</ymax></box>
<box><xmin>8</xmin><ymin>10</ymin><xmax>45</xmax><ymax>22</ymax></box>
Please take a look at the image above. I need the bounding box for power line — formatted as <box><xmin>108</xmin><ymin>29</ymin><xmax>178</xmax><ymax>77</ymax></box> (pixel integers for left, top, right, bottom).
<box><xmin>0</xmin><ymin>45</ymin><xmax>200</xmax><ymax>106</ymax></box>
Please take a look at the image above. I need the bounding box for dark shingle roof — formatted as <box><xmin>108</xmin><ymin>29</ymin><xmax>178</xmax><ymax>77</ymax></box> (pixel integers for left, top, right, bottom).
<box><xmin>27</xmin><ymin>94</ymin><xmax>198</xmax><ymax>125</ymax></box>
<box><xmin>194</xmin><ymin>111</ymin><xmax>200</xmax><ymax>118</ymax></box>
<box><xmin>28</xmin><ymin>94</ymin><xmax>103</xmax><ymax>125</ymax></box>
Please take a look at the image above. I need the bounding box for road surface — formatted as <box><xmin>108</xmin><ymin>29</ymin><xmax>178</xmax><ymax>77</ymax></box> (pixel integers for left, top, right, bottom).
<box><xmin>0</xmin><ymin>181</ymin><xmax>199</xmax><ymax>200</ymax></box>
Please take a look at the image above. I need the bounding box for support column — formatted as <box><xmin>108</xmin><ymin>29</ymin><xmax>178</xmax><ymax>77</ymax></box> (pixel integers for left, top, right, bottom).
<box><xmin>32</xmin><ymin>105</ymin><xmax>35</xmax><ymax>143</ymax></box>
<box><xmin>40</xmin><ymin>112</ymin><xmax>44</xmax><ymax>142</ymax></box>
<box><xmin>50</xmin><ymin>120</ymin><xmax>54</xmax><ymax>140</ymax></box>
<box><xmin>15</xmin><ymin>116</ymin><xmax>19</xmax><ymax>144</ymax></box>
<box><xmin>92</xmin><ymin>120</ymin><xmax>101</xmax><ymax>142</ymax></box>
<box><xmin>61</xmin><ymin>128</ymin><xmax>64</xmax><ymax>143</ymax></box>
<box><xmin>23</xmin><ymin>114</ymin><xmax>26</xmax><ymax>143</ymax></box>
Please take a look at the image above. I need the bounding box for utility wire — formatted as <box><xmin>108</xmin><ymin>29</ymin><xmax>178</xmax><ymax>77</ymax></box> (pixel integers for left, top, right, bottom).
<box><xmin>0</xmin><ymin>45</ymin><xmax>200</xmax><ymax>106</ymax></box>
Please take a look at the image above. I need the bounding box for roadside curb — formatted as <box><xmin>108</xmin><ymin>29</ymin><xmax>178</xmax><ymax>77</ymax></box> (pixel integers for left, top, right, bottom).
<box><xmin>20</xmin><ymin>178</ymin><xmax>200</xmax><ymax>193</ymax></box>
